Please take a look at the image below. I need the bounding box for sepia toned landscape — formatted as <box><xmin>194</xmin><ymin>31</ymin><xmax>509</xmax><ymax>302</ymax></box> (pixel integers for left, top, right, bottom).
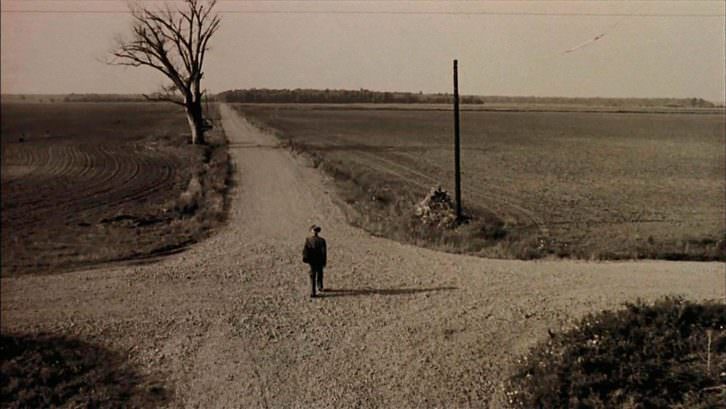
<box><xmin>235</xmin><ymin>103</ymin><xmax>725</xmax><ymax>261</ymax></box>
<box><xmin>1</xmin><ymin>0</ymin><xmax>725</xmax><ymax>408</ymax></box>
<box><xmin>1</xmin><ymin>102</ymin><xmax>230</xmax><ymax>276</ymax></box>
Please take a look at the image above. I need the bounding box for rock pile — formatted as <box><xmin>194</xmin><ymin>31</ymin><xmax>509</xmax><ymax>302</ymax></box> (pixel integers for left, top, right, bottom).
<box><xmin>414</xmin><ymin>186</ymin><xmax>458</xmax><ymax>229</ymax></box>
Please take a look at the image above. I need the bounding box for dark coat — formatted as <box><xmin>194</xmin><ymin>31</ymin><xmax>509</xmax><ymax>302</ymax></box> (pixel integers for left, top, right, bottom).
<box><xmin>303</xmin><ymin>235</ymin><xmax>326</xmax><ymax>267</ymax></box>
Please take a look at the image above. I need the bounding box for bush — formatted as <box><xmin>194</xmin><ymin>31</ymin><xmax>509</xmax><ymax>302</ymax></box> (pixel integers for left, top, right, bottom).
<box><xmin>507</xmin><ymin>297</ymin><xmax>726</xmax><ymax>409</ymax></box>
<box><xmin>414</xmin><ymin>186</ymin><xmax>458</xmax><ymax>229</ymax></box>
<box><xmin>0</xmin><ymin>334</ymin><xmax>168</xmax><ymax>408</ymax></box>
<box><xmin>177</xmin><ymin>175</ymin><xmax>202</xmax><ymax>214</ymax></box>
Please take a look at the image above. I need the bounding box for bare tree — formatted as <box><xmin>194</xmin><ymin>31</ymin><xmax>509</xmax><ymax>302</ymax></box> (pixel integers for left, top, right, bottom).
<box><xmin>111</xmin><ymin>0</ymin><xmax>221</xmax><ymax>144</ymax></box>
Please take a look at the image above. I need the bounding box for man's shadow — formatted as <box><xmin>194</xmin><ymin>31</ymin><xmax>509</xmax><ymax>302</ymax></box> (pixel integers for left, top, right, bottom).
<box><xmin>317</xmin><ymin>286</ymin><xmax>457</xmax><ymax>298</ymax></box>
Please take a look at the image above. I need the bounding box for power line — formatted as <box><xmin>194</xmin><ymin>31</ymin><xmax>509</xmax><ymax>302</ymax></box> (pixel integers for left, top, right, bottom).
<box><xmin>0</xmin><ymin>9</ymin><xmax>723</xmax><ymax>17</ymax></box>
<box><xmin>5</xmin><ymin>0</ymin><xmax>724</xmax><ymax>2</ymax></box>
<box><xmin>3</xmin><ymin>0</ymin><xmax>722</xmax><ymax>16</ymax></box>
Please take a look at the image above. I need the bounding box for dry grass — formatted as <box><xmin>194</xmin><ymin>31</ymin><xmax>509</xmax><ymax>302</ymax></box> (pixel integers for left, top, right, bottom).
<box><xmin>0</xmin><ymin>333</ymin><xmax>169</xmax><ymax>408</ymax></box>
<box><xmin>507</xmin><ymin>298</ymin><xmax>726</xmax><ymax>409</ymax></box>
<box><xmin>236</xmin><ymin>104</ymin><xmax>725</xmax><ymax>261</ymax></box>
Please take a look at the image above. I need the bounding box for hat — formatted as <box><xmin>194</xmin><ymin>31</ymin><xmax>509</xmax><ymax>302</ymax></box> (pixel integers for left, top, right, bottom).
<box><xmin>310</xmin><ymin>224</ymin><xmax>322</xmax><ymax>232</ymax></box>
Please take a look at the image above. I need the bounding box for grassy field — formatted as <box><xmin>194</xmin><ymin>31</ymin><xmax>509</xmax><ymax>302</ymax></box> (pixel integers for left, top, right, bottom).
<box><xmin>1</xmin><ymin>102</ymin><xmax>230</xmax><ymax>276</ymax></box>
<box><xmin>236</xmin><ymin>104</ymin><xmax>725</xmax><ymax>260</ymax></box>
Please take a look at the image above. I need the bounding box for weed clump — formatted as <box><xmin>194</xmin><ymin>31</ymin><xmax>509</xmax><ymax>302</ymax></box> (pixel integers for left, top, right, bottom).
<box><xmin>415</xmin><ymin>186</ymin><xmax>458</xmax><ymax>229</ymax></box>
<box><xmin>177</xmin><ymin>175</ymin><xmax>202</xmax><ymax>214</ymax></box>
<box><xmin>506</xmin><ymin>297</ymin><xmax>726</xmax><ymax>409</ymax></box>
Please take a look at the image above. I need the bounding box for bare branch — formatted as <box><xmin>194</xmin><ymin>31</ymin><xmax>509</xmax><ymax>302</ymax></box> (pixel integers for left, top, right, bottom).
<box><xmin>109</xmin><ymin>0</ymin><xmax>219</xmax><ymax>144</ymax></box>
<box><xmin>143</xmin><ymin>84</ymin><xmax>186</xmax><ymax>107</ymax></box>
<box><xmin>143</xmin><ymin>94</ymin><xmax>186</xmax><ymax>106</ymax></box>
<box><xmin>109</xmin><ymin>0</ymin><xmax>219</xmax><ymax>99</ymax></box>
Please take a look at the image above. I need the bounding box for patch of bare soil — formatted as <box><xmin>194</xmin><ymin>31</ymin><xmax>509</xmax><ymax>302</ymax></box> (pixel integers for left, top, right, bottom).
<box><xmin>1</xmin><ymin>104</ymin><xmax>723</xmax><ymax>408</ymax></box>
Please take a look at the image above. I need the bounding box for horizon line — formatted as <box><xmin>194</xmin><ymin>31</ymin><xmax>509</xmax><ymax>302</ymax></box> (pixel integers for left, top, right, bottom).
<box><xmin>1</xmin><ymin>90</ymin><xmax>723</xmax><ymax>104</ymax></box>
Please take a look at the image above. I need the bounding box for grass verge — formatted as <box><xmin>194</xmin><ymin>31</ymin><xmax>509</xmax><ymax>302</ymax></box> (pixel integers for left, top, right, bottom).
<box><xmin>506</xmin><ymin>297</ymin><xmax>726</xmax><ymax>409</ymax></box>
<box><xmin>165</xmin><ymin>105</ymin><xmax>232</xmax><ymax>244</ymax></box>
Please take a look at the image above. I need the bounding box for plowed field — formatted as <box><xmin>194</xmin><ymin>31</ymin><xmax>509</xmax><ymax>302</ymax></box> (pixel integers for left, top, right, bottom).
<box><xmin>237</xmin><ymin>104</ymin><xmax>725</xmax><ymax>260</ymax></box>
<box><xmin>1</xmin><ymin>103</ymin><xmax>203</xmax><ymax>275</ymax></box>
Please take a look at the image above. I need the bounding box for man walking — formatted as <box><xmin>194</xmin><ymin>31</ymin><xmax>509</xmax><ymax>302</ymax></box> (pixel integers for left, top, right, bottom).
<box><xmin>303</xmin><ymin>225</ymin><xmax>327</xmax><ymax>298</ymax></box>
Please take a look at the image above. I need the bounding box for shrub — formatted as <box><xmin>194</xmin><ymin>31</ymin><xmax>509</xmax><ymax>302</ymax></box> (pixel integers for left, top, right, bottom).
<box><xmin>507</xmin><ymin>297</ymin><xmax>726</xmax><ymax>409</ymax></box>
<box><xmin>0</xmin><ymin>334</ymin><xmax>168</xmax><ymax>408</ymax></box>
<box><xmin>177</xmin><ymin>175</ymin><xmax>202</xmax><ymax>214</ymax></box>
<box><xmin>414</xmin><ymin>186</ymin><xmax>458</xmax><ymax>229</ymax></box>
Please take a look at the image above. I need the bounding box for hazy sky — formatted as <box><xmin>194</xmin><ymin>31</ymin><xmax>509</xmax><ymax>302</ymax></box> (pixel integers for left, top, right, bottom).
<box><xmin>1</xmin><ymin>1</ymin><xmax>724</xmax><ymax>102</ymax></box>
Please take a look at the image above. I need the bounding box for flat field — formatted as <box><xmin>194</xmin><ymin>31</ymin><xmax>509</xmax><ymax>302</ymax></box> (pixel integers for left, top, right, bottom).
<box><xmin>1</xmin><ymin>102</ymin><xmax>227</xmax><ymax>276</ymax></box>
<box><xmin>237</xmin><ymin>104</ymin><xmax>725</xmax><ymax>260</ymax></box>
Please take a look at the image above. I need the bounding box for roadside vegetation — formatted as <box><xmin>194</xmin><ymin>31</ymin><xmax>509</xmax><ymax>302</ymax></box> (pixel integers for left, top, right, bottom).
<box><xmin>235</xmin><ymin>104</ymin><xmax>725</xmax><ymax>261</ymax></box>
<box><xmin>169</xmin><ymin>103</ymin><xmax>232</xmax><ymax>247</ymax></box>
<box><xmin>506</xmin><ymin>297</ymin><xmax>726</xmax><ymax>409</ymax></box>
<box><xmin>0</xmin><ymin>333</ymin><xmax>168</xmax><ymax>408</ymax></box>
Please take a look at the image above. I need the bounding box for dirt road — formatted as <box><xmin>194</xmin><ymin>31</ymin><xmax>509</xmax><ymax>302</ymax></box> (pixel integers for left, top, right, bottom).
<box><xmin>2</xmin><ymin>104</ymin><xmax>723</xmax><ymax>408</ymax></box>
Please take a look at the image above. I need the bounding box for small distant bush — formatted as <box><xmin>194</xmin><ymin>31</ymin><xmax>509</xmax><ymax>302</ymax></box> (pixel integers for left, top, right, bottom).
<box><xmin>414</xmin><ymin>186</ymin><xmax>458</xmax><ymax>229</ymax></box>
<box><xmin>506</xmin><ymin>297</ymin><xmax>726</xmax><ymax>409</ymax></box>
<box><xmin>177</xmin><ymin>175</ymin><xmax>202</xmax><ymax>214</ymax></box>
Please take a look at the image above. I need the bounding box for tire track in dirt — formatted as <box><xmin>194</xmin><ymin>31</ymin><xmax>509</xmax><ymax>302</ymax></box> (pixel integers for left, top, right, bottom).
<box><xmin>1</xmin><ymin>104</ymin><xmax>723</xmax><ymax>409</ymax></box>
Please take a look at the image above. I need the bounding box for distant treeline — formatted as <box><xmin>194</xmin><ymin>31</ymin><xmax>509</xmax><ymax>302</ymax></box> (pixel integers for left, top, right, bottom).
<box><xmin>63</xmin><ymin>94</ymin><xmax>147</xmax><ymax>102</ymax></box>
<box><xmin>1</xmin><ymin>94</ymin><xmax>147</xmax><ymax>103</ymax></box>
<box><xmin>216</xmin><ymin>88</ymin><xmax>718</xmax><ymax>108</ymax></box>
<box><xmin>2</xmin><ymin>91</ymin><xmax>719</xmax><ymax>108</ymax></box>
<box><xmin>217</xmin><ymin>88</ymin><xmax>482</xmax><ymax>104</ymax></box>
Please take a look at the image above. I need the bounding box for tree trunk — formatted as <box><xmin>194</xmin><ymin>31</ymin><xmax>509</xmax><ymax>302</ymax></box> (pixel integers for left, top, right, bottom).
<box><xmin>185</xmin><ymin>100</ymin><xmax>205</xmax><ymax>145</ymax></box>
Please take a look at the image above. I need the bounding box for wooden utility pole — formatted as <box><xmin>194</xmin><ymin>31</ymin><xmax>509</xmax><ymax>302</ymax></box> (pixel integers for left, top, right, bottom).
<box><xmin>453</xmin><ymin>59</ymin><xmax>462</xmax><ymax>221</ymax></box>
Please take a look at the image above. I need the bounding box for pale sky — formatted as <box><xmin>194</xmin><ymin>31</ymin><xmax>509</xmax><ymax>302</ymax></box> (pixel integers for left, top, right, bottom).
<box><xmin>1</xmin><ymin>1</ymin><xmax>724</xmax><ymax>102</ymax></box>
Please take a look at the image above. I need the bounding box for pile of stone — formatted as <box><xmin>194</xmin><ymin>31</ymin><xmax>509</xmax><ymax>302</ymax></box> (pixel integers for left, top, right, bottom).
<box><xmin>414</xmin><ymin>186</ymin><xmax>458</xmax><ymax>229</ymax></box>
